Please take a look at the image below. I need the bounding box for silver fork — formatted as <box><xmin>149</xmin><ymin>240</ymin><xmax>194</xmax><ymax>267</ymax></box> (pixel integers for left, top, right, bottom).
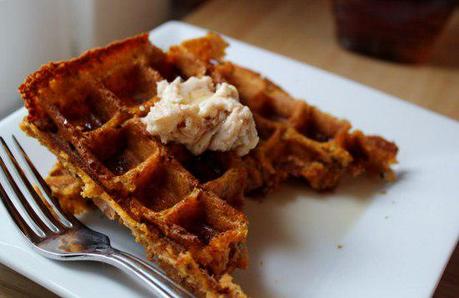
<box><xmin>0</xmin><ymin>135</ymin><xmax>194</xmax><ymax>298</ymax></box>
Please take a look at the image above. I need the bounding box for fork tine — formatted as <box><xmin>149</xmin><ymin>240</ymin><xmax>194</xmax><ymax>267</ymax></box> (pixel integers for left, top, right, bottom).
<box><xmin>12</xmin><ymin>136</ymin><xmax>78</xmax><ymax>227</ymax></box>
<box><xmin>0</xmin><ymin>138</ymin><xmax>66</xmax><ymax>232</ymax></box>
<box><xmin>0</xmin><ymin>142</ymin><xmax>53</xmax><ymax>235</ymax></box>
<box><xmin>0</xmin><ymin>181</ymin><xmax>43</xmax><ymax>242</ymax></box>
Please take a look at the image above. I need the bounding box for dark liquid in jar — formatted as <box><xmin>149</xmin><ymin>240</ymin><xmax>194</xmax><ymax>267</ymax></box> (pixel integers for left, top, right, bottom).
<box><xmin>332</xmin><ymin>0</ymin><xmax>457</xmax><ymax>63</ymax></box>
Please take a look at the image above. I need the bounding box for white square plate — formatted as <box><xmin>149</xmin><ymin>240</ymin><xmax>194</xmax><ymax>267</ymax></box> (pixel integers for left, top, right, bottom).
<box><xmin>0</xmin><ymin>21</ymin><xmax>458</xmax><ymax>298</ymax></box>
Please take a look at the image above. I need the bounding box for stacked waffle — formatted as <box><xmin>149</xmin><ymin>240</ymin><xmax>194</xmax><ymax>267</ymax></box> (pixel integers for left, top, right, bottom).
<box><xmin>20</xmin><ymin>33</ymin><xmax>397</xmax><ymax>297</ymax></box>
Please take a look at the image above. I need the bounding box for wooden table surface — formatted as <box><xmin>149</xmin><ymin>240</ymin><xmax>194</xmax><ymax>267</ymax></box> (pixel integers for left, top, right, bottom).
<box><xmin>1</xmin><ymin>0</ymin><xmax>457</xmax><ymax>297</ymax></box>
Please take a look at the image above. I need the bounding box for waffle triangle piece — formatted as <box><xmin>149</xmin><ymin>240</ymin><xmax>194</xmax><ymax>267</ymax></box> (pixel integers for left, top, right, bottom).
<box><xmin>20</xmin><ymin>34</ymin><xmax>248</xmax><ymax>297</ymax></box>
<box><xmin>20</xmin><ymin>32</ymin><xmax>397</xmax><ymax>297</ymax></box>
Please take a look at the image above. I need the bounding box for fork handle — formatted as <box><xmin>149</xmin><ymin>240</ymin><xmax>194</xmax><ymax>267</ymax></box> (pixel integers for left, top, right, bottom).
<box><xmin>95</xmin><ymin>248</ymin><xmax>194</xmax><ymax>298</ymax></box>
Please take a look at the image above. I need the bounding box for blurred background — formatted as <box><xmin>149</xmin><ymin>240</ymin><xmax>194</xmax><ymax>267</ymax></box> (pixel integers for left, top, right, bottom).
<box><xmin>1</xmin><ymin>0</ymin><xmax>458</xmax><ymax>121</ymax></box>
<box><xmin>0</xmin><ymin>0</ymin><xmax>458</xmax><ymax>297</ymax></box>
<box><xmin>1</xmin><ymin>0</ymin><xmax>458</xmax><ymax>118</ymax></box>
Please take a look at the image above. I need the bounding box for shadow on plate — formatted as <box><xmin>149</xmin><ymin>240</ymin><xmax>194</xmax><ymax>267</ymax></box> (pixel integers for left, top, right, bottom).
<box><xmin>233</xmin><ymin>171</ymin><xmax>405</xmax><ymax>297</ymax></box>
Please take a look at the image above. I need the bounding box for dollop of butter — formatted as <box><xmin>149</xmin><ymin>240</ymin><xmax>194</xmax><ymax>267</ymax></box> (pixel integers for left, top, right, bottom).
<box><xmin>141</xmin><ymin>76</ymin><xmax>259</xmax><ymax>156</ymax></box>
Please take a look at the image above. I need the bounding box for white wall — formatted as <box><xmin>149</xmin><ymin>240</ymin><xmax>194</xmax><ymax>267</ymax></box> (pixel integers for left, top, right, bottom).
<box><xmin>70</xmin><ymin>0</ymin><xmax>170</xmax><ymax>53</ymax></box>
<box><xmin>0</xmin><ymin>0</ymin><xmax>170</xmax><ymax>118</ymax></box>
<box><xmin>0</xmin><ymin>0</ymin><xmax>72</xmax><ymax>115</ymax></box>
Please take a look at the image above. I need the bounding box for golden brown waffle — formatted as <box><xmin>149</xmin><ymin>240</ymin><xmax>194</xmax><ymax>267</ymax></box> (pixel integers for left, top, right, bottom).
<box><xmin>20</xmin><ymin>32</ymin><xmax>397</xmax><ymax>297</ymax></box>
<box><xmin>168</xmin><ymin>33</ymin><xmax>398</xmax><ymax>194</ymax></box>
<box><xmin>46</xmin><ymin>162</ymin><xmax>91</xmax><ymax>215</ymax></box>
<box><xmin>20</xmin><ymin>34</ymin><xmax>248</xmax><ymax>297</ymax></box>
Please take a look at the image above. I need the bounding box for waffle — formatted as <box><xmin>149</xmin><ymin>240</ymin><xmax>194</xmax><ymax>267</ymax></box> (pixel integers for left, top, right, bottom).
<box><xmin>168</xmin><ymin>34</ymin><xmax>398</xmax><ymax>194</ymax></box>
<box><xmin>46</xmin><ymin>163</ymin><xmax>91</xmax><ymax>215</ymax></box>
<box><xmin>20</xmin><ymin>34</ymin><xmax>248</xmax><ymax>297</ymax></box>
<box><xmin>20</xmin><ymin>32</ymin><xmax>397</xmax><ymax>297</ymax></box>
